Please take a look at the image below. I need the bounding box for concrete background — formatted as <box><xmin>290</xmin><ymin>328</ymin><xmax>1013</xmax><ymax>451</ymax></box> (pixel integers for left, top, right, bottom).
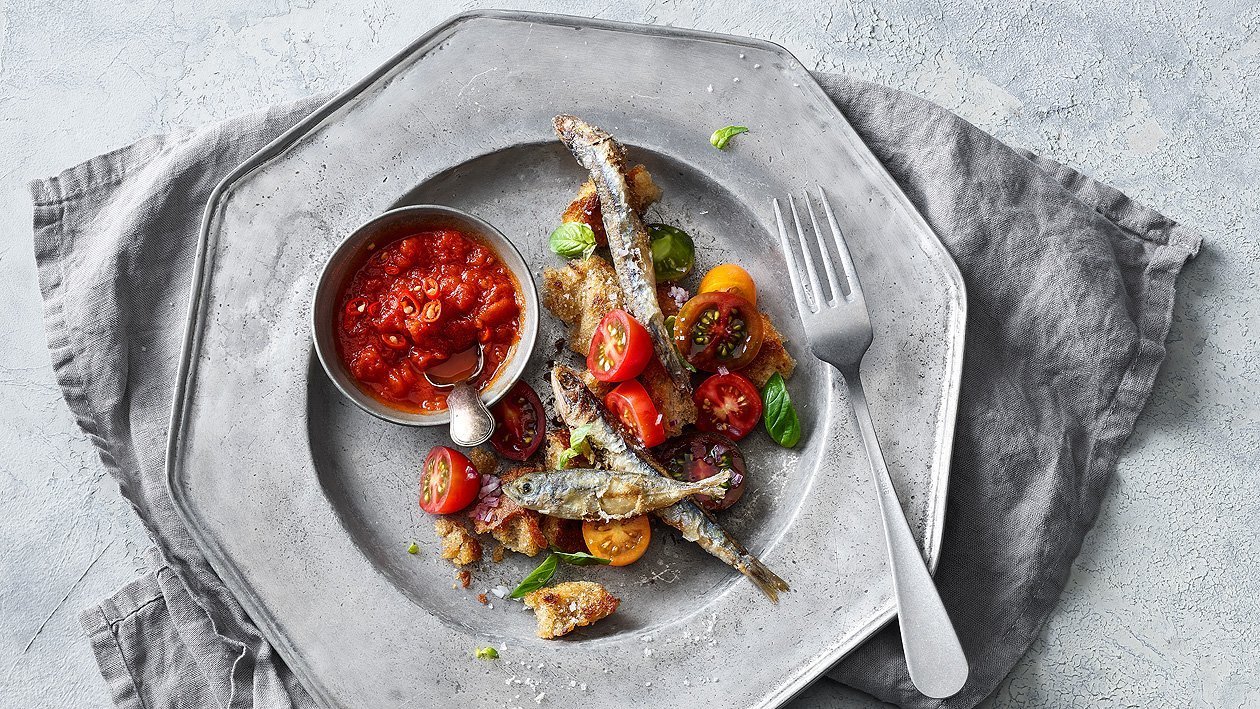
<box><xmin>1</xmin><ymin>1</ymin><xmax>1256</xmax><ymax>707</ymax></box>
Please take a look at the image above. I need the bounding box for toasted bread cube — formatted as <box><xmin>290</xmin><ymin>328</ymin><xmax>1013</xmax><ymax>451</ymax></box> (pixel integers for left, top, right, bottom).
<box><xmin>491</xmin><ymin>507</ymin><xmax>547</xmax><ymax>557</ymax></box>
<box><xmin>523</xmin><ymin>581</ymin><xmax>621</xmax><ymax>639</ymax></box>
<box><xmin>469</xmin><ymin>471</ymin><xmax>548</xmax><ymax>558</ymax></box>
<box><xmin>637</xmin><ymin>358</ymin><xmax>697</xmax><ymax>438</ymax></box>
<box><xmin>656</xmin><ymin>282</ymin><xmax>690</xmax><ymax>318</ymax></box>
<box><xmin>561</xmin><ymin>180</ymin><xmax>604</xmax><ymax>244</ymax></box>
<box><xmin>740</xmin><ymin>312</ymin><xmax>797</xmax><ymax>388</ymax></box>
<box><xmin>578</xmin><ymin>369</ymin><xmax>615</xmax><ymax>400</ymax></box>
<box><xmin>560</xmin><ymin>164</ymin><xmax>662</xmax><ymax>245</ymax></box>
<box><xmin>540</xmin><ymin>515</ymin><xmax>587</xmax><ymax>554</ymax></box>
<box><xmin>543</xmin><ymin>255</ymin><xmax>624</xmax><ymax>357</ymax></box>
<box><xmin>469</xmin><ymin>446</ymin><xmax>499</xmax><ymax>477</ymax></box>
<box><xmin>434</xmin><ymin>518</ymin><xmax>482</xmax><ymax>566</ymax></box>
<box><xmin>625</xmin><ymin>164</ymin><xmax>664</xmax><ymax>213</ymax></box>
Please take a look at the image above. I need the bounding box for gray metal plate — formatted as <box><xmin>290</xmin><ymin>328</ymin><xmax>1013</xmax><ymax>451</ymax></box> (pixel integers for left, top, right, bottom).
<box><xmin>167</xmin><ymin>10</ymin><xmax>965</xmax><ymax>708</ymax></box>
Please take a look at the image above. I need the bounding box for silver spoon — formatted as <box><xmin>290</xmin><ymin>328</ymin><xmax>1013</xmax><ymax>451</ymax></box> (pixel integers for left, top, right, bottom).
<box><xmin>424</xmin><ymin>345</ymin><xmax>495</xmax><ymax>447</ymax></box>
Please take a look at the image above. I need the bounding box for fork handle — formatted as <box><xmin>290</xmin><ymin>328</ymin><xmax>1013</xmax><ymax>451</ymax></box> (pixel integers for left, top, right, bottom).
<box><xmin>844</xmin><ymin>372</ymin><xmax>969</xmax><ymax>698</ymax></box>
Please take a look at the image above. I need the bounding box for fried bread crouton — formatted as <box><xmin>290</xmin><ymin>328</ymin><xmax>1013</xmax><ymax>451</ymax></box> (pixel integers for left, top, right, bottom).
<box><xmin>469</xmin><ymin>469</ymin><xmax>548</xmax><ymax>557</ymax></box>
<box><xmin>656</xmin><ymin>282</ymin><xmax>689</xmax><ymax>318</ymax></box>
<box><xmin>540</xmin><ymin>515</ymin><xmax>587</xmax><ymax>554</ymax></box>
<box><xmin>638</xmin><ymin>359</ymin><xmax>696</xmax><ymax>438</ymax></box>
<box><xmin>543</xmin><ymin>255</ymin><xmax>623</xmax><ymax>356</ymax></box>
<box><xmin>523</xmin><ymin>581</ymin><xmax>621</xmax><ymax>639</ymax></box>
<box><xmin>469</xmin><ymin>447</ymin><xmax>499</xmax><ymax>477</ymax></box>
<box><xmin>625</xmin><ymin>164</ymin><xmax>664</xmax><ymax>213</ymax></box>
<box><xmin>561</xmin><ymin>164</ymin><xmax>662</xmax><ymax>245</ymax></box>
<box><xmin>434</xmin><ymin>518</ymin><xmax>482</xmax><ymax>566</ymax></box>
<box><xmin>478</xmin><ymin>501</ymin><xmax>547</xmax><ymax>557</ymax></box>
<box><xmin>578</xmin><ymin>369</ymin><xmax>615</xmax><ymax>399</ymax></box>
<box><xmin>740</xmin><ymin>312</ymin><xmax>797</xmax><ymax>388</ymax></box>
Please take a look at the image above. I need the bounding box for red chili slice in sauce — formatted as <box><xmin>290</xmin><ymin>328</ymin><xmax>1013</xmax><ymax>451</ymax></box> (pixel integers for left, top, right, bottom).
<box><xmin>334</xmin><ymin>228</ymin><xmax>522</xmax><ymax>412</ymax></box>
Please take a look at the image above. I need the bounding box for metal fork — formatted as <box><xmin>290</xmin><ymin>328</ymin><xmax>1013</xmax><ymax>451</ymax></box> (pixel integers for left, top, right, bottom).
<box><xmin>774</xmin><ymin>190</ymin><xmax>969</xmax><ymax>699</ymax></box>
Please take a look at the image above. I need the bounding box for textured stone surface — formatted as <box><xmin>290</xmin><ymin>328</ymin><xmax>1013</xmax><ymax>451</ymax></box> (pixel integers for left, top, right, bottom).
<box><xmin>0</xmin><ymin>1</ymin><xmax>1255</xmax><ymax>707</ymax></box>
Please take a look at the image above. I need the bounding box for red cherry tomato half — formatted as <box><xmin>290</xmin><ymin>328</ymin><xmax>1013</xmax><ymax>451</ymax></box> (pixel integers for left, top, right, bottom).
<box><xmin>587</xmin><ymin>309</ymin><xmax>653</xmax><ymax>382</ymax></box>
<box><xmin>420</xmin><ymin>446</ymin><xmax>480</xmax><ymax>514</ymax></box>
<box><xmin>693</xmin><ymin>372</ymin><xmax>763</xmax><ymax>441</ymax></box>
<box><xmin>659</xmin><ymin>432</ymin><xmax>748</xmax><ymax>511</ymax></box>
<box><xmin>490</xmin><ymin>381</ymin><xmax>545</xmax><ymax>461</ymax></box>
<box><xmin>604</xmin><ymin>380</ymin><xmax>667</xmax><ymax>448</ymax></box>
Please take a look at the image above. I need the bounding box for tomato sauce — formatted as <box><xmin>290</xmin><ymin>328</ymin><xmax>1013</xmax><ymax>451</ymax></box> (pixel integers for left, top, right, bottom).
<box><xmin>335</xmin><ymin>228</ymin><xmax>522</xmax><ymax>412</ymax></box>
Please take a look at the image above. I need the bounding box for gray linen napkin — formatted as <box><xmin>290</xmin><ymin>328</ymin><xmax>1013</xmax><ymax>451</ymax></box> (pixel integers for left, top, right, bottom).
<box><xmin>31</xmin><ymin>75</ymin><xmax>1199</xmax><ymax>709</ymax></box>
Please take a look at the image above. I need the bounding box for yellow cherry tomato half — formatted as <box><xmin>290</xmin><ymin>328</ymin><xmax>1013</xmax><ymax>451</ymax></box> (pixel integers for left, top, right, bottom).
<box><xmin>699</xmin><ymin>263</ymin><xmax>757</xmax><ymax>306</ymax></box>
<box><xmin>581</xmin><ymin>516</ymin><xmax>652</xmax><ymax>566</ymax></box>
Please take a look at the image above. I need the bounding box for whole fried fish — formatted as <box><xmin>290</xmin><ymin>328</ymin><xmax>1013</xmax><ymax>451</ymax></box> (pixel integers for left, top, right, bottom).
<box><xmin>553</xmin><ymin>115</ymin><xmax>693</xmax><ymax>395</ymax></box>
<box><xmin>502</xmin><ymin>468</ymin><xmax>731</xmax><ymax>521</ymax></box>
<box><xmin>550</xmin><ymin>364</ymin><xmax>790</xmax><ymax>602</ymax></box>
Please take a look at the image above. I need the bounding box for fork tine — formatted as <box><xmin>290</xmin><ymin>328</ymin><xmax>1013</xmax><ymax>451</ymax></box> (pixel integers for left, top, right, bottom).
<box><xmin>817</xmin><ymin>187</ymin><xmax>863</xmax><ymax>301</ymax></box>
<box><xmin>773</xmin><ymin>198</ymin><xmax>811</xmax><ymax>312</ymax></box>
<box><xmin>788</xmin><ymin>195</ymin><xmax>824</xmax><ymax>311</ymax></box>
<box><xmin>804</xmin><ymin>192</ymin><xmax>843</xmax><ymax>304</ymax></box>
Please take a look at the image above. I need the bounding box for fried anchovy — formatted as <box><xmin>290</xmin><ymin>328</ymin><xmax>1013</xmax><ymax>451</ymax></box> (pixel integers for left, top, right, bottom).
<box><xmin>553</xmin><ymin>114</ymin><xmax>693</xmax><ymax>394</ymax></box>
<box><xmin>550</xmin><ymin>364</ymin><xmax>789</xmax><ymax>601</ymax></box>
<box><xmin>502</xmin><ymin>468</ymin><xmax>730</xmax><ymax>521</ymax></box>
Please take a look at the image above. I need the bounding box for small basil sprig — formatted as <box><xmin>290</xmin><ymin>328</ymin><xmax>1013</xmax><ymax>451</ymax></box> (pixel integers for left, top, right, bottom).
<box><xmin>648</xmin><ymin>224</ymin><xmax>695</xmax><ymax>281</ymax></box>
<box><xmin>509</xmin><ymin>550</ymin><xmax>612</xmax><ymax>598</ymax></box>
<box><xmin>710</xmin><ymin>125</ymin><xmax>749</xmax><ymax>150</ymax></box>
<box><xmin>474</xmin><ymin>646</ymin><xmax>499</xmax><ymax>660</ymax></box>
<box><xmin>552</xmin><ymin>550</ymin><xmax>611</xmax><ymax>566</ymax></box>
<box><xmin>761</xmin><ymin>372</ymin><xmax>802</xmax><ymax>447</ymax></box>
<box><xmin>556</xmin><ymin>424</ymin><xmax>594</xmax><ymax>468</ymax></box>
<box><xmin>549</xmin><ymin>223</ymin><xmax>597</xmax><ymax>259</ymax></box>
<box><xmin>510</xmin><ymin>555</ymin><xmax>559</xmax><ymax>598</ymax></box>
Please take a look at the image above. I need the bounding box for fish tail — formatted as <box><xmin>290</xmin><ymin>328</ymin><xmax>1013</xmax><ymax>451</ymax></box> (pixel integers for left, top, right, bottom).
<box><xmin>738</xmin><ymin>554</ymin><xmax>791</xmax><ymax>603</ymax></box>
<box><xmin>692</xmin><ymin>470</ymin><xmax>733</xmax><ymax>499</ymax></box>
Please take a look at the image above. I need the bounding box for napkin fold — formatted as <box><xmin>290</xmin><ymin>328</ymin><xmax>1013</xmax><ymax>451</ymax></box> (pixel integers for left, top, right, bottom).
<box><xmin>31</xmin><ymin>73</ymin><xmax>1198</xmax><ymax>709</ymax></box>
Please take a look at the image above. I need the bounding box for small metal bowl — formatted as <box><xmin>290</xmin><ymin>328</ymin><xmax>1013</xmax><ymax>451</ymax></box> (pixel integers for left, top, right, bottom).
<box><xmin>311</xmin><ymin>205</ymin><xmax>539</xmax><ymax>426</ymax></box>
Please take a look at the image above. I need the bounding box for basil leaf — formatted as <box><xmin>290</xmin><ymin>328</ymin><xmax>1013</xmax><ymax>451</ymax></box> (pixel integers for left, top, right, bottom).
<box><xmin>510</xmin><ymin>554</ymin><xmax>559</xmax><ymax>599</ymax></box>
<box><xmin>648</xmin><ymin>224</ymin><xmax>695</xmax><ymax>281</ymax></box>
<box><xmin>475</xmin><ymin>646</ymin><xmax>499</xmax><ymax>660</ymax></box>
<box><xmin>549</xmin><ymin>223</ymin><xmax>597</xmax><ymax>259</ymax></box>
<box><xmin>709</xmin><ymin>125</ymin><xmax>749</xmax><ymax>150</ymax></box>
<box><xmin>569</xmin><ymin>425</ymin><xmax>592</xmax><ymax>445</ymax></box>
<box><xmin>553</xmin><ymin>550</ymin><xmax>612</xmax><ymax>566</ymax></box>
<box><xmin>558</xmin><ymin>423</ymin><xmax>594</xmax><ymax>466</ymax></box>
<box><xmin>761</xmin><ymin>372</ymin><xmax>802</xmax><ymax>448</ymax></box>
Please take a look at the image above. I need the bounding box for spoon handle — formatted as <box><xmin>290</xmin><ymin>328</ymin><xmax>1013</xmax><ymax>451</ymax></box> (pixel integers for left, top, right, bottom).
<box><xmin>446</xmin><ymin>382</ymin><xmax>495</xmax><ymax>447</ymax></box>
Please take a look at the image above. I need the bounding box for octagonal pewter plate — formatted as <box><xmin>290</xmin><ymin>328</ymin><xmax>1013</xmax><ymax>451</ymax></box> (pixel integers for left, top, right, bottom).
<box><xmin>167</xmin><ymin>10</ymin><xmax>966</xmax><ymax>708</ymax></box>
